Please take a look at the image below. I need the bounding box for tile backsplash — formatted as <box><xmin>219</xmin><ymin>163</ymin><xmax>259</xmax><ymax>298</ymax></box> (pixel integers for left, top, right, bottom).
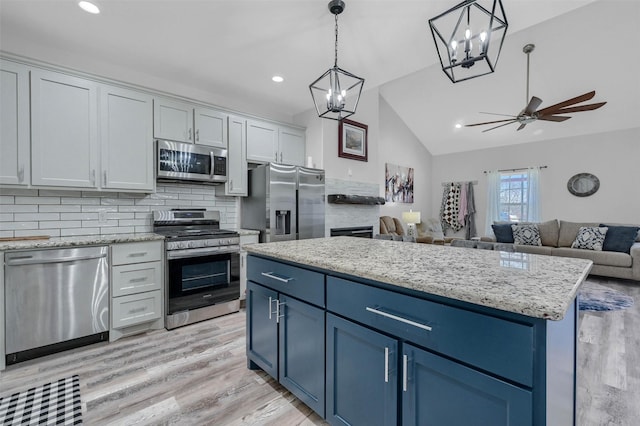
<box><xmin>0</xmin><ymin>183</ymin><xmax>239</xmax><ymax>238</ymax></box>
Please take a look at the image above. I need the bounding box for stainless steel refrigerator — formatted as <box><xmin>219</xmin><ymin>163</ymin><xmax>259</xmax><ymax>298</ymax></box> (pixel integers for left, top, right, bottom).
<box><xmin>241</xmin><ymin>163</ymin><xmax>325</xmax><ymax>243</ymax></box>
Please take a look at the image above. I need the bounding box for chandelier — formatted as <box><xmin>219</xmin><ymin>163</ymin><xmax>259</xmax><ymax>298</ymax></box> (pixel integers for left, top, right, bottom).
<box><xmin>429</xmin><ymin>0</ymin><xmax>508</xmax><ymax>83</ymax></box>
<box><xmin>309</xmin><ymin>0</ymin><xmax>365</xmax><ymax>121</ymax></box>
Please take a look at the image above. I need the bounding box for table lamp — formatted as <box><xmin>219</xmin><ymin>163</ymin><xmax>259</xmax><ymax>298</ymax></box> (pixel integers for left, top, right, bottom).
<box><xmin>402</xmin><ymin>210</ymin><xmax>421</xmax><ymax>237</ymax></box>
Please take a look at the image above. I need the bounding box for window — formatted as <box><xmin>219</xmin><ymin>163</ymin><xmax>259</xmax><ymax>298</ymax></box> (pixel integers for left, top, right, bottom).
<box><xmin>499</xmin><ymin>172</ymin><xmax>529</xmax><ymax>222</ymax></box>
<box><xmin>485</xmin><ymin>168</ymin><xmax>541</xmax><ymax>236</ymax></box>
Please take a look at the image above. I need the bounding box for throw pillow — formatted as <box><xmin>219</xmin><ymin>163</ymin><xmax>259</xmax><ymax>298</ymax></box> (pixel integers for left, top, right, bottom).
<box><xmin>511</xmin><ymin>224</ymin><xmax>542</xmax><ymax>246</ymax></box>
<box><xmin>492</xmin><ymin>223</ymin><xmax>514</xmax><ymax>243</ymax></box>
<box><xmin>600</xmin><ymin>224</ymin><xmax>640</xmax><ymax>253</ymax></box>
<box><xmin>571</xmin><ymin>226</ymin><xmax>608</xmax><ymax>251</ymax></box>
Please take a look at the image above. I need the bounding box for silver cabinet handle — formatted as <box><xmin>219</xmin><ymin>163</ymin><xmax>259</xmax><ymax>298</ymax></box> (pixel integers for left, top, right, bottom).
<box><xmin>18</xmin><ymin>165</ymin><xmax>24</xmax><ymax>183</ymax></box>
<box><xmin>280</xmin><ymin>152</ymin><xmax>283</xmax><ymax>162</ymax></box>
<box><xmin>275</xmin><ymin>152</ymin><xmax>278</xmax><ymax>162</ymax></box>
<box><xmin>384</xmin><ymin>347</ymin><xmax>389</xmax><ymax>383</ymax></box>
<box><xmin>129</xmin><ymin>277</ymin><xmax>148</xmax><ymax>283</ymax></box>
<box><xmin>276</xmin><ymin>300</ymin><xmax>285</xmax><ymax>323</ymax></box>
<box><xmin>91</xmin><ymin>169</ymin><xmax>96</xmax><ymax>186</ymax></box>
<box><xmin>268</xmin><ymin>296</ymin><xmax>273</xmax><ymax>320</ymax></box>
<box><xmin>103</xmin><ymin>170</ymin><xmax>107</xmax><ymax>186</ymax></box>
<box><xmin>196</xmin><ymin>129</ymin><xmax>200</xmax><ymax>141</ymax></box>
<box><xmin>188</xmin><ymin>128</ymin><xmax>192</xmax><ymax>141</ymax></box>
<box><xmin>365</xmin><ymin>307</ymin><xmax>432</xmax><ymax>331</ymax></box>
<box><xmin>261</xmin><ymin>271</ymin><xmax>293</xmax><ymax>283</ymax></box>
<box><xmin>230</xmin><ymin>178</ymin><xmax>233</xmax><ymax>190</ymax></box>
<box><xmin>128</xmin><ymin>252</ymin><xmax>148</xmax><ymax>258</ymax></box>
<box><xmin>403</xmin><ymin>354</ymin><xmax>408</xmax><ymax>392</ymax></box>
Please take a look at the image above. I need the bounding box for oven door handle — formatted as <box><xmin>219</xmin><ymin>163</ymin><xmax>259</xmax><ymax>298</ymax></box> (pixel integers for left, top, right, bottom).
<box><xmin>166</xmin><ymin>246</ymin><xmax>239</xmax><ymax>259</ymax></box>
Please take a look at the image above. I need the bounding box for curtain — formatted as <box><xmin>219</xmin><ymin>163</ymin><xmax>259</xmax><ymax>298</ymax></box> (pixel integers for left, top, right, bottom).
<box><xmin>526</xmin><ymin>167</ymin><xmax>541</xmax><ymax>222</ymax></box>
<box><xmin>484</xmin><ymin>171</ymin><xmax>500</xmax><ymax>237</ymax></box>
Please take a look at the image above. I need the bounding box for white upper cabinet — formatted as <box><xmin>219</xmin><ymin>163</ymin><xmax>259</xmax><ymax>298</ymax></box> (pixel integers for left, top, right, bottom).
<box><xmin>246</xmin><ymin>120</ymin><xmax>305</xmax><ymax>166</ymax></box>
<box><xmin>0</xmin><ymin>60</ymin><xmax>30</xmax><ymax>186</ymax></box>
<box><xmin>153</xmin><ymin>98</ymin><xmax>194</xmax><ymax>143</ymax></box>
<box><xmin>246</xmin><ymin>119</ymin><xmax>279</xmax><ymax>163</ymax></box>
<box><xmin>31</xmin><ymin>69</ymin><xmax>99</xmax><ymax>188</ymax></box>
<box><xmin>154</xmin><ymin>99</ymin><xmax>228</xmax><ymax>148</ymax></box>
<box><xmin>279</xmin><ymin>126</ymin><xmax>306</xmax><ymax>166</ymax></box>
<box><xmin>217</xmin><ymin>114</ymin><xmax>247</xmax><ymax>196</ymax></box>
<box><xmin>194</xmin><ymin>107</ymin><xmax>227</xmax><ymax>148</ymax></box>
<box><xmin>101</xmin><ymin>85</ymin><xmax>154</xmax><ymax>191</ymax></box>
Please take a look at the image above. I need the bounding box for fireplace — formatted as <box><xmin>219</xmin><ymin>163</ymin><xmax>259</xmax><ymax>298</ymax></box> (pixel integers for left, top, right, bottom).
<box><xmin>330</xmin><ymin>226</ymin><xmax>373</xmax><ymax>239</ymax></box>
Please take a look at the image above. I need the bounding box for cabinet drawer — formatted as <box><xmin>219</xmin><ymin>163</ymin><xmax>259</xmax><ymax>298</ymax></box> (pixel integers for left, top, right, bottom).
<box><xmin>112</xmin><ymin>290</ymin><xmax>162</xmax><ymax>329</ymax></box>
<box><xmin>112</xmin><ymin>241</ymin><xmax>162</xmax><ymax>265</ymax></box>
<box><xmin>112</xmin><ymin>261</ymin><xmax>162</xmax><ymax>297</ymax></box>
<box><xmin>327</xmin><ymin>277</ymin><xmax>534</xmax><ymax>387</ymax></box>
<box><xmin>248</xmin><ymin>256</ymin><xmax>324</xmax><ymax>307</ymax></box>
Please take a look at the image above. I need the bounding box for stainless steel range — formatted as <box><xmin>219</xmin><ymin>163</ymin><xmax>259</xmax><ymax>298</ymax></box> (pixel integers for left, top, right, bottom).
<box><xmin>153</xmin><ymin>209</ymin><xmax>240</xmax><ymax>329</ymax></box>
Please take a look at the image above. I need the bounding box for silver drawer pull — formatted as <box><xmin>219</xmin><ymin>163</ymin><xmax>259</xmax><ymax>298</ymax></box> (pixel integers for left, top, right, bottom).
<box><xmin>129</xmin><ymin>307</ymin><xmax>147</xmax><ymax>314</ymax></box>
<box><xmin>365</xmin><ymin>307</ymin><xmax>432</xmax><ymax>332</ymax></box>
<box><xmin>261</xmin><ymin>271</ymin><xmax>293</xmax><ymax>283</ymax></box>
<box><xmin>129</xmin><ymin>277</ymin><xmax>147</xmax><ymax>283</ymax></box>
<box><xmin>129</xmin><ymin>252</ymin><xmax>147</xmax><ymax>257</ymax></box>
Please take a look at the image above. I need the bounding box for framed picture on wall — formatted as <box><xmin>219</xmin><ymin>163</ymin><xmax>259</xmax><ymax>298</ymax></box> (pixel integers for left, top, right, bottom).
<box><xmin>338</xmin><ymin>119</ymin><xmax>368</xmax><ymax>162</ymax></box>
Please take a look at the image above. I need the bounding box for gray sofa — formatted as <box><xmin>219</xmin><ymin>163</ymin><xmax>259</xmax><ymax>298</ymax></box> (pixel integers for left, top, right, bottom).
<box><xmin>457</xmin><ymin>220</ymin><xmax>640</xmax><ymax>282</ymax></box>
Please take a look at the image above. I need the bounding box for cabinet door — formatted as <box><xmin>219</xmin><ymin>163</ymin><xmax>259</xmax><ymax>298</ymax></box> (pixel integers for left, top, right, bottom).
<box><xmin>402</xmin><ymin>343</ymin><xmax>532</xmax><ymax>426</ymax></box>
<box><xmin>194</xmin><ymin>107</ymin><xmax>227</xmax><ymax>148</ymax></box>
<box><xmin>246</xmin><ymin>119</ymin><xmax>278</xmax><ymax>163</ymax></box>
<box><xmin>279</xmin><ymin>126</ymin><xmax>305</xmax><ymax>166</ymax></box>
<box><xmin>153</xmin><ymin>98</ymin><xmax>193</xmax><ymax>143</ymax></box>
<box><xmin>279</xmin><ymin>295</ymin><xmax>325</xmax><ymax>417</ymax></box>
<box><xmin>0</xmin><ymin>60</ymin><xmax>30</xmax><ymax>186</ymax></box>
<box><xmin>101</xmin><ymin>86</ymin><xmax>154</xmax><ymax>191</ymax></box>
<box><xmin>326</xmin><ymin>313</ymin><xmax>398</xmax><ymax>426</ymax></box>
<box><xmin>246</xmin><ymin>281</ymin><xmax>278</xmax><ymax>378</ymax></box>
<box><xmin>226</xmin><ymin>115</ymin><xmax>247</xmax><ymax>195</ymax></box>
<box><xmin>31</xmin><ymin>69</ymin><xmax>98</xmax><ymax>188</ymax></box>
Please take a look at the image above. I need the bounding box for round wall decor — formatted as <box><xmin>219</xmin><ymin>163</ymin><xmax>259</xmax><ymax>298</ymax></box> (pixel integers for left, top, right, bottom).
<box><xmin>567</xmin><ymin>173</ymin><xmax>600</xmax><ymax>197</ymax></box>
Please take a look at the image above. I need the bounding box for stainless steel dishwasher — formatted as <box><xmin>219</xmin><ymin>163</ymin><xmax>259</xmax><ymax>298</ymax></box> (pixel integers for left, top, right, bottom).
<box><xmin>5</xmin><ymin>245</ymin><xmax>109</xmax><ymax>364</ymax></box>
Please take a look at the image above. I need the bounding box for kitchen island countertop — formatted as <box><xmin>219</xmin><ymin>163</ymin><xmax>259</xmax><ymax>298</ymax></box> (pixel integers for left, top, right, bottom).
<box><xmin>0</xmin><ymin>233</ymin><xmax>164</xmax><ymax>251</ymax></box>
<box><xmin>245</xmin><ymin>236</ymin><xmax>593</xmax><ymax>320</ymax></box>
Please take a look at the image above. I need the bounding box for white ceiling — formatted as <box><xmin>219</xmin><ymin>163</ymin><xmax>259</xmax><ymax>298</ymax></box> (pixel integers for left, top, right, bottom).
<box><xmin>1</xmin><ymin>0</ymin><xmax>638</xmax><ymax>155</ymax></box>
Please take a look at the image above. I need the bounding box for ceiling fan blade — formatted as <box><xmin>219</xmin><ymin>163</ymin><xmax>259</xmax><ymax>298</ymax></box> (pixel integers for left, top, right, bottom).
<box><xmin>536</xmin><ymin>91</ymin><xmax>596</xmax><ymax>115</ymax></box>
<box><xmin>517</xmin><ymin>123</ymin><xmax>527</xmax><ymax>131</ymax></box>
<box><xmin>479</xmin><ymin>112</ymin><xmax>518</xmax><ymax>118</ymax></box>
<box><xmin>537</xmin><ymin>115</ymin><xmax>571</xmax><ymax>122</ymax></box>
<box><xmin>465</xmin><ymin>119</ymin><xmax>516</xmax><ymax>127</ymax></box>
<box><xmin>523</xmin><ymin>96</ymin><xmax>543</xmax><ymax>115</ymax></box>
<box><xmin>482</xmin><ymin>121</ymin><xmax>518</xmax><ymax>132</ymax></box>
<box><xmin>544</xmin><ymin>102</ymin><xmax>607</xmax><ymax>115</ymax></box>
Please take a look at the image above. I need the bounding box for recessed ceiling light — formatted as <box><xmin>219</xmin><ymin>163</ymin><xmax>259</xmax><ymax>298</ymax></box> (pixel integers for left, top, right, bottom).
<box><xmin>455</xmin><ymin>123</ymin><xmax>462</xmax><ymax>129</ymax></box>
<box><xmin>78</xmin><ymin>1</ymin><xmax>100</xmax><ymax>14</ymax></box>
<box><xmin>272</xmin><ymin>75</ymin><xmax>284</xmax><ymax>83</ymax></box>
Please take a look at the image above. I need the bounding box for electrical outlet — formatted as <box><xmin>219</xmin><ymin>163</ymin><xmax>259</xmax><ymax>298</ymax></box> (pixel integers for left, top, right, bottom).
<box><xmin>98</xmin><ymin>211</ymin><xmax>107</xmax><ymax>223</ymax></box>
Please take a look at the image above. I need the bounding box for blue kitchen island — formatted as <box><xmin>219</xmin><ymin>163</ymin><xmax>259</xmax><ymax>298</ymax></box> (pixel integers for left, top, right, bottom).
<box><xmin>244</xmin><ymin>237</ymin><xmax>592</xmax><ymax>425</ymax></box>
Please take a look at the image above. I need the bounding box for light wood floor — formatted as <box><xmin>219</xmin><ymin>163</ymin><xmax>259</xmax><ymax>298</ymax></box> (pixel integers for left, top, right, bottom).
<box><xmin>1</xmin><ymin>276</ymin><xmax>638</xmax><ymax>425</ymax></box>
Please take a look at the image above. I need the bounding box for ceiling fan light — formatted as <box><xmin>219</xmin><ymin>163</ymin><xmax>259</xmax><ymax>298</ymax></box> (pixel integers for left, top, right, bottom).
<box><xmin>429</xmin><ymin>0</ymin><xmax>508</xmax><ymax>83</ymax></box>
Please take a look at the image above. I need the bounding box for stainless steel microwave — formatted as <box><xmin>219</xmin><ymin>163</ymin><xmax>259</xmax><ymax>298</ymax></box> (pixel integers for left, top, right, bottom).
<box><xmin>156</xmin><ymin>139</ymin><xmax>227</xmax><ymax>184</ymax></box>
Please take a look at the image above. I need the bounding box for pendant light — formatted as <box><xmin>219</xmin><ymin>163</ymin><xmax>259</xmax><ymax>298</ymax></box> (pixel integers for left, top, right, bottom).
<box><xmin>429</xmin><ymin>0</ymin><xmax>508</xmax><ymax>83</ymax></box>
<box><xmin>309</xmin><ymin>0</ymin><xmax>364</xmax><ymax>121</ymax></box>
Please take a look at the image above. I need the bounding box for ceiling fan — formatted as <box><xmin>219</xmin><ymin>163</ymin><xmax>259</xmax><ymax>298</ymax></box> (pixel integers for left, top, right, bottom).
<box><xmin>465</xmin><ymin>44</ymin><xmax>607</xmax><ymax>132</ymax></box>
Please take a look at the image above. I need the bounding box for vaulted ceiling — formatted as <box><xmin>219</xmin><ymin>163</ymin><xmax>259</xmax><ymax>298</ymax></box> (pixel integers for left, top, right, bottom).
<box><xmin>1</xmin><ymin>0</ymin><xmax>637</xmax><ymax>155</ymax></box>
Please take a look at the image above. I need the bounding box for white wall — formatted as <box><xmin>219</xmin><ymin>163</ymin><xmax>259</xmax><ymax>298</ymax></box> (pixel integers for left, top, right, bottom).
<box><xmin>431</xmin><ymin>127</ymin><xmax>640</xmax><ymax>236</ymax></box>
<box><xmin>295</xmin><ymin>89</ymin><xmax>434</xmax><ymax>232</ymax></box>
<box><xmin>378</xmin><ymin>97</ymin><xmax>432</xmax><ymax>221</ymax></box>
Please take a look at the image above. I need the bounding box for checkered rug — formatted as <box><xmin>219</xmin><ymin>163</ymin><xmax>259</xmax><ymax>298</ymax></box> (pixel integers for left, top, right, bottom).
<box><xmin>0</xmin><ymin>375</ymin><xmax>82</xmax><ymax>425</ymax></box>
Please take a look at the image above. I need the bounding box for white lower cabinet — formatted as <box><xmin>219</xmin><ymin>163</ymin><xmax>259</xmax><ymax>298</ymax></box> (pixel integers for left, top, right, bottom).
<box><xmin>239</xmin><ymin>233</ymin><xmax>259</xmax><ymax>300</ymax></box>
<box><xmin>110</xmin><ymin>240</ymin><xmax>164</xmax><ymax>341</ymax></box>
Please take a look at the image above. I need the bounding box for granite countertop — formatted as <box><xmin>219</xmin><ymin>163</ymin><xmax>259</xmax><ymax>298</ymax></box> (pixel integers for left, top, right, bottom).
<box><xmin>237</xmin><ymin>229</ymin><xmax>260</xmax><ymax>236</ymax></box>
<box><xmin>245</xmin><ymin>237</ymin><xmax>593</xmax><ymax>320</ymax></box>
<box><xmin>0</xmin><ymin>233</ymin><xmax>164</xmax><ymax>251</ymax></box>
